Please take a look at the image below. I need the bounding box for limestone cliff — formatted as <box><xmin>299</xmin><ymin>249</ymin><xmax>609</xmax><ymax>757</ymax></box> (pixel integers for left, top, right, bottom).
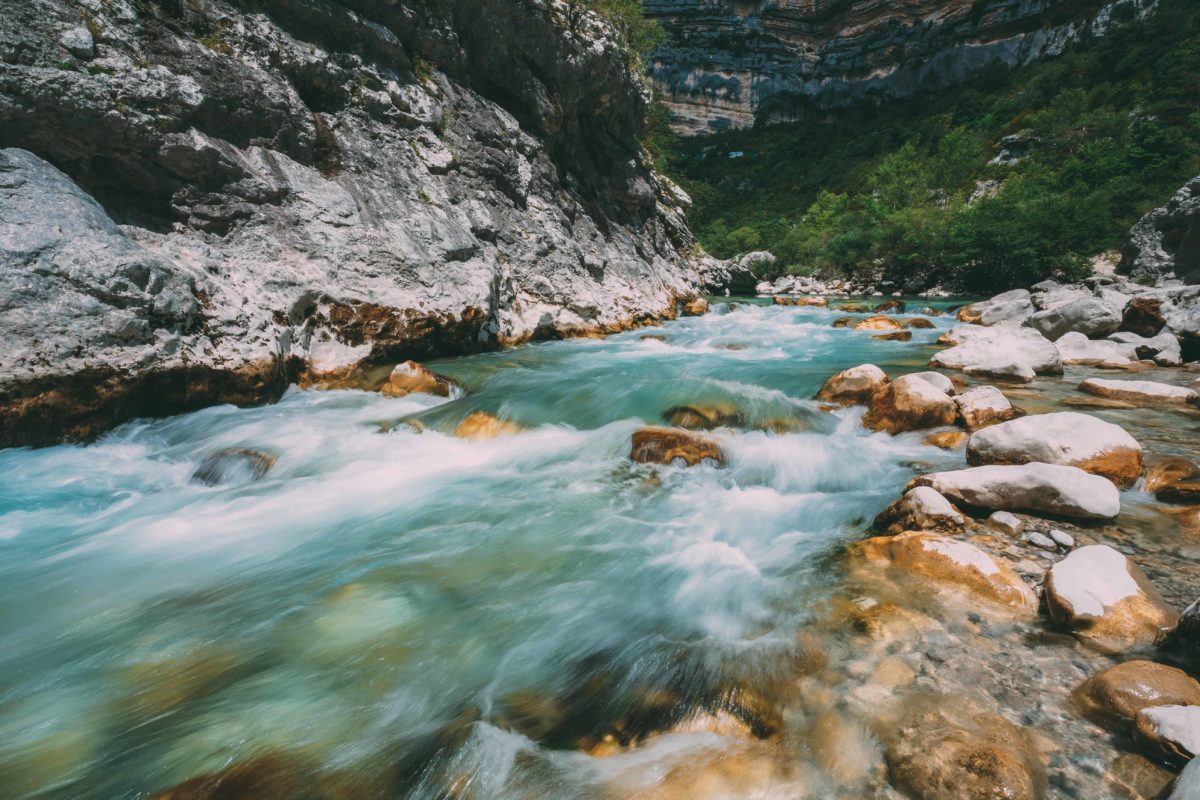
<box><xmin>646</xmin><ymin>0</ymin><xmax>1158</xmax><ymax>134</ymax></box>
<box><xmin>1121</xmin><ymin>174</ymin><xmax>1200</xmax><ymax>286</ymax></box>
<box><xmin>0</xmin><ymin>0</ymin><xmax>708</xmax><ymax>447</ymax></box>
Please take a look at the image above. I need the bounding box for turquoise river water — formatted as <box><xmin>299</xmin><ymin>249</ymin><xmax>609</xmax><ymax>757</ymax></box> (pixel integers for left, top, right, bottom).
<box><xmin>0</xmin><ymin>298</ymin><xmax>1050</xmax><ymax>799</ymax></box>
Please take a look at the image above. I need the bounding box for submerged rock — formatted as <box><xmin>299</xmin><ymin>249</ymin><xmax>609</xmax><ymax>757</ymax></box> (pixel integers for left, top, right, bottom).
<box><xmin>1044</xmin><ymin>545</ymin><xmax>1178</xmax><ymax>652</ymax></box>
<box><xmin>815</xmin><ymin>364</ymin><xmax>888</xmax><ymax>406</ymax></box>
<box><xmin>873</xmin><ymin>299</ymin><xmax>906</xmax><ymax>314</ymax></box>
<box><xmin>662</xmin><ymin>404</ymin><xmax>745</xmax><ymax>431</ymax></box>
<box><xmin>1076</xmin><ymin>660</ymin><xmax>1200</xmax><ymax>725</ymax></box>
<box><xmin>454</xmin><ymin>412</ymin><xmax>521</xmax><ymax>440</ymax></box>
<box><xmin>954</xmin><ymin>386</ymin><xmax>1018</xmax><ymax>432</ymax></box>
<box><xmin>872</xmin><ymin>330</ymin><xmax>912</xmax><ymax>341</ymax></box>
<box><xmin>630</xmin><ymin>427</ymin><xmax>726</xmax><ymax>468</ymax></box>
<box><xmin>883</xmin><ymin>699</ymin><xmax>1045</xmax><ymax>800</ymax></box>
<box><xmin>854</xmin><ymin>315</ymin><xmax>902</xmax><ymax>331</ymax></box>
<box><xmin>873</xmin><ymin>487</ymin><xmax>966</xmax><ymax>535</ymax></box>
<box><xmin>862</xmin><ymin>374</ymin><xmax>958</xmax><ymax>434</ymax></box>
<box><xmin>1079</xmin><ymin>378</ymin><xmax>1199</xmax><ymax>406</ymax></box>
<box><xmin>855</xmin><ymin>532</ymin><xmax>1036</xmax><ymax>612</ymax></box>
<box><xmin>379</xmin><ymin>361</ymin><xmax>459</xmax><ymax>398</ymax></box>
<box><xmin>924</xmin><ymin>430</ymin><xmax>968</xmax><ymax>450</ymax></box>
<box><xmin>965</xmin><ymin>412</ymin><xmax>1144</xmax><ymax>488</ymax></box>
<box><xmin>191</xmin><ymin>448</ymin><xmax>276</xmax><ymax>486</ymax></box>
<box><xmin>910</xmin><ymin>464</ymin><xmax>1120</xmax><ymax>520</ymax></box>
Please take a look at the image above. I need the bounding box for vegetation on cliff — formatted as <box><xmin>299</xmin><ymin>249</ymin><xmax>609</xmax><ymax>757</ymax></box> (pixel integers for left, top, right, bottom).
<box><xmin>660</xmin><ymin>0</ymin><xmax>1200</xmax><ymax>291</ymax></box>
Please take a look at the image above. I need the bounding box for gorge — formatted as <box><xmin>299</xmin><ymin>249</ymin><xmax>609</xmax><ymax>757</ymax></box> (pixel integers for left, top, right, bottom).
<box><xmin>2</xmin><ymin>1</ymin><xmax>1200</xmax><ymax>799</ymax></box>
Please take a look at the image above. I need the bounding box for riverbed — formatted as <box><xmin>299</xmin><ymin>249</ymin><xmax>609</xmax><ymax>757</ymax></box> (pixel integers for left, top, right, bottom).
<box><xmin>1</xmin><ymin>297</ymin><xmax>1197</xmax><ymax>799</ymax></box>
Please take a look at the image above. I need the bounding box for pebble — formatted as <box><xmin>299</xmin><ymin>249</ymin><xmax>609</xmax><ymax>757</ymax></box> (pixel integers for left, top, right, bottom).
<box><xmin>988</xmin><ymin>510</ymin><xmax>1024</xmax><ymax>535</ymax></box>
<box><xmin>1048</xmin><ymin>529</ymin><xmax>1075</xmax><ymax>549</ymax></box>
<box><xmin>1024</xmin><ymin>531</ymin><xmax>1058</xmax><ymax>551</ymax></box>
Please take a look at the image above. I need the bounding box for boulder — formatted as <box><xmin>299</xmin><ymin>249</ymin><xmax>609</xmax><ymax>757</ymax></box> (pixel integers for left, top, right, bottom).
<box><xmin>815</xmin><ymin>364</ymin><xmax>888</xmax><ymax>406</ymax></box>
<box><xmin>454</xmin><ymin>412</ymin><xmax>521</xmax><ymax>440</ymax></box>
<box><xmin>910</xmin><ymin>463</ymin><xmax>1120</xmax><ymax>520</ymax></box>
<box><xmin>873</xmin><ymin>487</ymin><xmax>966</xmax><ymax>534</ymax></box>
<box><xmin>1044</xmin><ymin>545</ymin><xmax>1178</xmax><ymax>652</ymax></box>
<box><xmin>1079</xmin><ymin>379</ymin><xmax>1198</xmax><ymax>406</ymax></box>
<box><xmin>884</xmin><ymin>701</ymin><xmax>1044</xmax><ymax>800</ymax></box>
<box><xmin>855</xmin><ymin>532</ymin><xmax>1036</xmax><ymax>611</ymax></box>
<box><xmin>1026</xmin><ymin>297</ymin><xmax>1122</xmax><ymax>341</ymax></box>
<box><xmin>873</xmin><ymin>331</ymin><xmax>912</xmax><ymax>341</ymax></box>
<box><xmin>772</xmin><ymin>296</ymin><xmax>796</xmax><ymax>306</ymax></box>
<box><xmin>924</xmin><ymin>430</ymin><xmax>968</xmax><ymax>450</ymax></box>
<box><xmin>854</xmin><ymin>315</ymin><xmax>902</xmax><ymax>331</ymax></box>
<box><xmin>963</xmin><ymin>361</ymin><xmax>1036</xmax><ymax>383</ymax></box>
<box><xmin>1164</xmin><ymin>753</ymin><xmax>1200</xmax><ymax>799</ymax></box>
<box><xmin>862</xmin><ymin>374</ymin><xmax>959</xmax><ymax>434</ymax></box>
<box><xmin>1056</xmin><ymin>332</ymin><xmax>1136</xmax><ymax>366</ymax></box>
<box><xmin>1077</xmin><ymin>660</ymin><xmax>1200</xmax><ymax>724</ymax></box>
<box><xmin>1135</xmin><ymin>705</ymin><xmax>1200</xmax><ymax>765</ymax></box>
<box><xmin>59</xmin><ymin>27</ymin><xmax>94</xmax><ymax>59</ymax></box>
<box><xmin>874</xmin><ymin>299</ymin><xmax>906</xmax><ymax>313</ymax></box>
<box><xmin>1120</xmin><ymin>297</ymin><xmax>1168</xmax><ymax>338</ymax></box>
<box><xmin>379</xmin><ymin>361</ymin><xmax>459</xmax><ymax>398</ymax></box>
<box><xmin>630</xmin><ymin>427</ymin><xmax>726</xmax><ymax>467</ymax></box>
<box><xmin>954</xmin><ymin>386</ymin><xmax>1018</xmax><ymax>431</ymax></box>
<box><xmin>662</xmin><ymin>404</ymin><xmax>745</xmax><ymax>430</ymax></box>
<box><xmin>955</xmin><ymin>289</ymin><xmax>1035</xmax><ymax>327</ymax></box>
<box><xmin>908</xmin><ymin>372</ymin><xmax>955</xmax><ymax>395</ymax></box>
<box><xmin>738</xmin><ymin>250</ymin><xmax>777</xmax><ymax>274</ymax></box>
<box><xmin>1107</xmin><ymin>331</ymin><xmax>1183</xmax><ymax>366</ymax></box>
<box><xmin>191</xmin><ymin>448</ymin><xmax>276</xmax><ymax>486</ymax></box>
<box><xmin>795</xmin><ymin>296</ymin><xmax>828</xmax><ymax>307</ymax></box>
<box><xmin>696</xmin><ymin>254</ymin><xmax>757</xmax><ymax>295</ymax></box>
<box><xmin>1158</xmin><ymin>483</ymin><xmax>1200</xmax><ymax>505</ymax></box>
<box><xmin>965</xmin><ymin>412</ymin><xmax>1143</xmax><ymax>488</ymax></box>
<box><xmin>931</xmin><ymin>327</ymin><xmax>1062</xmax><ymax>376</ymax></box>
<box><xmin>681</xmin><ymin>298</ymin><xmax>708</xmax><ymax>316</ymax></box>
<box><xmin>1032</xmin><ymin>285</ymin><xmax>1092</xmax><ymax>312</ymax></box>
<box><xmin>902</xmin><ymin>317</ymin><xmax>936</xmax><ymax>329</ymax></box>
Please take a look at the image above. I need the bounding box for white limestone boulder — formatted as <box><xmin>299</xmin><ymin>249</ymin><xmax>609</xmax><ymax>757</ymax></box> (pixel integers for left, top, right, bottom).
<box><xmin>1055</xmin><ymin>332</ymin><xmax>1136</xmax><ymax>367</ymax></box>
<box><xmin>931</xmin><ymin>326</ymin><xmax>1062</xmax><ymax>376</ymax></box>
<box><xmin>1079</xmin><ymin>378</ymin><xmax>1199</xmax><ymax>406</ymax></box>
<box><xmin>954</xmin><ymin>386</ymin><xmax>1018</xmax><ymax>431</ymax></box>
<box><xmin>910</xmin><ymin>463</ymin><xmax>1120</xmax><ymax>520</ymax></box>
<box><xmin>963</xmin><ymin>361</ymin><xmax>1036</xmax><ymax>384</ymax></box>
<box><xmin>862</xmin><ymin>374</ymin><xmax>959</xmax><ymax>434</ymax></box>
<box><xmin>815</xmin><ymin>364</ymin><xmax>889</xmax><ymax>406</ymax></box>
<box><xmin>873</xmin><ymin>486</ymin><xmax>966</xmax><ymax>534</ymax></box>
<box><xmin>1026</xmin><ymin>297</ymin><xmax>1122</xmax><ymax>341</ymax></box>
<box><xmin>1044</xmin><ymin>545</ymin><xmax>1178</xmax><ymax>652</ymax></box>
<box><xmin>965</xmin><ymin>412</ymin><xmax>1144</xmax><ymax>488</ymax></box>
<box><xmin>955</xmin><ymin>289</ymin><xmax>1034</xmax><ymax>326</ymax></box>
<box><xmin>908</xmin><ymin>371</ymin><xmax>955</xmax><ymax>395</ymax></box>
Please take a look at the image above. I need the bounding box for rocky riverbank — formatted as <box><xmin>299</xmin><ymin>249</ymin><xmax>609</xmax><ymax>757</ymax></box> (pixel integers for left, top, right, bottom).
<box><xmin>0</xmin><ymin>0</ymin><xmax>731</xmax><ymax>448</ymax></box>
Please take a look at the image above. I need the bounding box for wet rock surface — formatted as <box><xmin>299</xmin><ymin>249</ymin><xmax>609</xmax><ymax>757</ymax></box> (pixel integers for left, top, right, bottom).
<box><xmin>0</xmin><ymin>0</ymin><xmax>704</xmax><ymax>447</ymax></box>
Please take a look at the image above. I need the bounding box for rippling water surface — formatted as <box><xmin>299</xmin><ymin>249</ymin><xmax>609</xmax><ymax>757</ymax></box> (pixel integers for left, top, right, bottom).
<box><xmin>1</xmin><ymin>299</ymin><xmax>977</xmax><ymax>798</ymax></box>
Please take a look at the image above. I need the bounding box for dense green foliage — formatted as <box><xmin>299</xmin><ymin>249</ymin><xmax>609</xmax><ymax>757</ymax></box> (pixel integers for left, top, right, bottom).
<box><xmin>660</xmin><ymin>0</ymin><xmax>1200</xmax><ymax>291</ymax></box>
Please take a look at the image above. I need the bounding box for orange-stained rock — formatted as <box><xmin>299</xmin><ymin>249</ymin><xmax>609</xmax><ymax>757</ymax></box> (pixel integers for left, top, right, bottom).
<box><xmin>772</xmin><ymin>296</ymin><xmax>796</xmax><ymax>306</ymax></box>
<box><xmin>662</xmin><ymin>404</ymin><xmax>745</xmax><ymax>430</ymax></box>
<box><xmin>862</xmin><ymin>374</ymin><xmax>959</xmax><ymax>434</ymax></box>
<box><xmin>815</xmin><ymin>364</ymin><xmax>889</xmax><ymax>406</ymax></box>
<box><xmin>854</xmin><ymin>315</ymin><xmax>903</xmax><ymax>331</ymax></box>
<box><xmin>873</xmin><ymin>487</ymin><xmax>966</xmax><ymax>535</ymax></box>
<box><xmin>874</xmin><ymin>299</ymin><xmax>906</xmax><ymax>313</ymax></box>
<box><xmin>630</xmin><ymin>427</ymin><xmax>726</xmax><ymax>467</ymax></box>
<box><xmin>883</xmin><ymin>699</ymin><xmax>1045</xmax><ymax>800</ymax></box>
<box><xmin>795</xmin><ymin>296</ymin><xmax>829</xmax><ymax>307</ymax></box>
<box><xmin>1146</xmin><ymin>458</ymin><xmax>1200</xmax><ymax>494</ymax></box>
<box><xmin>681</xmin><ymin>298</ymin><xmax>709</xmax><ymax>316</ymax></box>
<box><xmin>1077</xmin><ymin>660</ymin><xmax>1200</xmax><ymax>725</ymax></box>
<box><xmin>379</xmin><ymin>360</ymin><xmax>458</xmax><ymax>398</ymax></box>
<box><xmin>1044</xmin><ymin>545</ymin><xmax>1178</xmax><ymax>653</ymax></box>
<box><xmin>873</xmin><ymin>331</ymin><xmax>912</xmax><ymax>341</ymax></box>
<box><xmin>903</xmin><ymin>317</ymin><xmax>935</xmax><ymax>329</ymax></box>
<box><xmin>924</xmin><ymin>430</ymin><xmax>969</xmax><ymax>450</ymax></box>
<box><xmin>854</xmin><ymin>532</ymin><xmax>1037</xmax><ymax>612</ymax></box>
<box><xmin>454</xmin><ymin>412</ymin><xmax>521</xmax><ymax>440</ymax></box>
<box><xmin>1134</xmin><ymin>705</ymin><xmax>1200</xmax><ymax>765</ymax></box>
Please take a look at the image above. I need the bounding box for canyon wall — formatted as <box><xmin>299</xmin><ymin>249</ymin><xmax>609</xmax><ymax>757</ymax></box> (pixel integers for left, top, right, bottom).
<box><xmin>646</xmin><ymin>0</ymin><xmax>1158</xmax><ymax>134</ymax></box>
<box><xmin>0</xmin><ymin>0</ymin><xmax>707</xmax><ymax>447</ymax></box>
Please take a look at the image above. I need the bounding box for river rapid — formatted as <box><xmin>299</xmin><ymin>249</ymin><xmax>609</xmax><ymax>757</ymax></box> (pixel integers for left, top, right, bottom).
<box><xmin>1</xmin><ymin>297</ymin><xmax>1196</xmax><ymax>799</ymax></box>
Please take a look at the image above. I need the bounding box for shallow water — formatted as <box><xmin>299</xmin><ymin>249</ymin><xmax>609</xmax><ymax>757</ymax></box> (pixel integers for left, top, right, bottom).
<box><xmin>1</xmin><ymin>297</ymin><xmax>1194</xmax><ymax>799</ymax></box>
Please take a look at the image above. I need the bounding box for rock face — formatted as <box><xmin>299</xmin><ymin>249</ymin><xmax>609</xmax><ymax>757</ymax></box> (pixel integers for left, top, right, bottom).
<box><xmin>862</xmin><ymin>374</ymin><xmax>958</xmax><ymax>434</ymax></box>
<box><xmin>856</xmin><ymin>532</ymin><xmax>1036</xmax><ymax>612</ymax></box>
<box><xmin>1044</xmin><ymin>545</ymin><xmax>1178</xmax><ymax>652</ymax></box>
<box><xmin>0</xmin><ymin>0</ymin><xmax>703</xmax><ymax>447</ymax></box>
<box><xmin>910</xmin><ymin>463</ymin><xmax>1120</xmax><ymax>520</ymax></box>
<box><xmin>965</xmin><ymin>412</ymin><xmax>1144</xmax><ymax>488</ymax></box>
<box><xmin>1122</xmin><ymin>174</ymin><xmax>1200</xmax><ymax>285</ymax></box>
<box><xmin>644</xmin><ymin>0</ymin><xmax>1156</xmax><ymax>134</ymax></box>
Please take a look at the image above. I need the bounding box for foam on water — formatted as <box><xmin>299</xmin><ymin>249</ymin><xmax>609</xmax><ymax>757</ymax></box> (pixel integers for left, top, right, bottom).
<box><xmin>0</xmin><ymin>297</ymin><xmax>966</xmax><ymax>798</ymax></box>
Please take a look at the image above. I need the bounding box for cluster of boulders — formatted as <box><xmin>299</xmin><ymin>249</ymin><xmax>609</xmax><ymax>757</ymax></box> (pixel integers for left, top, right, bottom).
<box><xmin>948</xmin><ymin>278</ymin><xmax>1200</xmax><ymax>378</ymax></box>
<box><xmin>755</xmin><ymin>267</ymin><xmax>954</xmax><ymax>299</ymax></box>
<box><xmin>822</xmin><ymin>355</ymin><xmax>1200</xmax><ymax>792</ymax></box>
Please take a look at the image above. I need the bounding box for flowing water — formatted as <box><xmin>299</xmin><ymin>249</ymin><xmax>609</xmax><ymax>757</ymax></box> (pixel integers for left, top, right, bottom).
<box><xmin>2</xmin><ymin>298</ymin><xmax>1195</xmax><ymax>799</ymax></box>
